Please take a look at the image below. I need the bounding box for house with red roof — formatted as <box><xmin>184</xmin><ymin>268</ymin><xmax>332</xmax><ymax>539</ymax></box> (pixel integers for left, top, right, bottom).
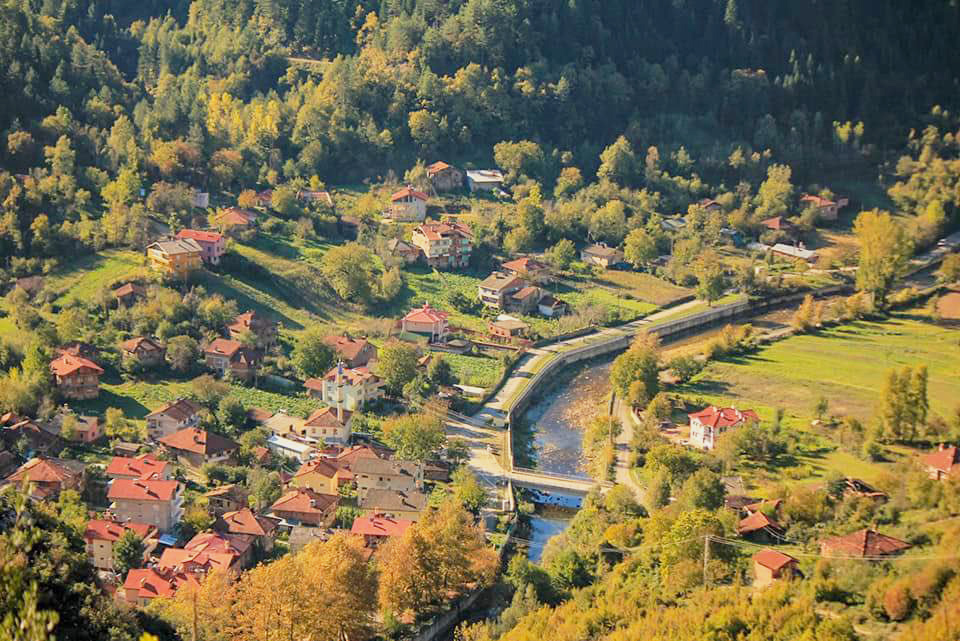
<box><xmin>175</xmin><ymin>229</ymin><xmax>226</xmax><ymax>265</ymax></box>
<box><xmin>688</xmin><ymin>406</ymin><xmax>759</xmax><ymax>450</ymax></box>
<box><xmin>478</xmin><ymin>272</ymin><xmax>526</xmax><ymax>309</ymax></box>
<box><xmin>157</xmin><ymin>427</ymin><xmax>239</xmax><ymax>467</ymax></box>
<box><xmin>351</xmin><ymin>514</ymin><xmax>413</xmax><ymax>547</ymax></box>
<box><xmin>297</xmin><ymin>189</ymin><xmax>334</xmax><ymax>208</ymax></box>
<box><xmin>302</xmin><ymin>405</ymin><xmax>353</xmax><ymax>445</ymax></box>
<box><xmin>921</xmin><ymin>444</ymin><xmax>960</xmax><ymax>481</ymax></box>
<box><xmin>108</xmin><ymin>478</ymin><xmax>183</xmax><ymax>531</ymax></box>
<box><xmin>84</xmin><ymin>519</ymin><xmax>158</xmax><ymax>571</ymax></box>
<box><xmin>112</xmin><ymin>282</ymin><xmax>146</xmax><ymax>307</ymax></box>
<box><xmin>4</xmin><ymin>457</ymin><xmax>86</xmax><ymax>500</ymax></box>
<box><xmin>215</xmin><ymin>507</ymin><xmax>280</xmax><ymax>551</ymax></box>
<box><xmin>50</xmin><ymin>353</ymin><xmax>103</xmax><ymax>400</ymax></box>
<box><xmin>204</xmin><ymin>483</ymin><xmax>250</xmax><ymax>516</ymax></box>
<box><xmin>215</xmin><ymin>207</ymin><xmax>257</xmax><ymax>231</ymax></box>
<box><xmin>411</xmin><ymin>221</ymin><xmax>472</xmax><ymax>269</ymax></box>
<box><xmin>322</xmin><ymin>334</ymin><xmax>377</xmax><ymax>368</ymax></box>
<box><xmin>227</xmin><ymin>310</ymin><xmax>278</xmax><ymax>349</ymax></box>
<box><xmin>288</xmin><ymin>458</ymin><xmax>351</xmax><ymax>495</ymax></box>
<box><xmin>389</xmin><ymin>186</ymin><xmax>429</xmax><ymax>222</ymax></box>
<box><xmin>304</xmin><ymin>363</ymin><xmax>384</xmax><ymax>410</ymax></box>
<box><xmin>105</xmin><ymin>453</ymin><xmax>170</xmax><ymax>481</ymax></box>
<box><xmin>122</xmin><ymin>567</ymin><xmax>197</xmax><ymax>606</ymax></box>
<box><xmin>819</xmin><ymin>528</ymin><xmax>911</xmax><ymax>559</ymax></box>
<box><xmin>268</xmin><ymin>487</ymin><xmax>339</xmax><ymax>526</ymax></box>
<box><xmin>146</xmin><ymin>398</ymin><xmax>202</xmax><ymax>440</ymax></box>
<box><xmin>401</xmin><ymin>304</ymin><xmax>449</xmax><ymax>342</ymax></box>
<box><xmin>752</xmin><ymin>549</ymin><xmax>800</xmax><ymax>588</ymax></box>
<box><xmin>737</xmin><ymin>510</ymin><xmax>784</xmax><ymax>543</ymax></box>
<box><xmin>204</xmin><ymin>338</ymin><xmax>260</xmax><ymax>380</ymax></box>
<box><xmin>426</xmin><ymin>161</ymin><xmax>464</xmax><ymax>191</ymax></box>
<box><xmin>501</xmin><ymin>257</ymin><xmax>553</xmax><ymax>283</ymax></box>
<box><xmin>800</xmin><ymin>193</ymin><xmax>848</xmax><ymax>222</ymax></box>
<box><xmin>119</xmin><ymin>336</ymin><xmax>166</xmax><ymax>368</ymax></box>
<box><xmin>160</xmin><ymin>530</ymin><xmax>256</xmax><ymax>573</ymax></box>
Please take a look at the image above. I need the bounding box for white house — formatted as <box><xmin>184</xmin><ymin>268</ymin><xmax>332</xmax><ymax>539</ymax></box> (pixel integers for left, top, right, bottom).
<box><xmin>304</xmin><ymin>363</ymin><xmax>384</xmax><ymax>411</ymax></box>
<box><xmin>465</xmin><ymin>169</ymin><xmax>505</xmax><ymax>192</ymax></box>
<box><xmin>688</xmin><ymin>406</ymin><xmax>759</xmax><ymax>450</ymax></box>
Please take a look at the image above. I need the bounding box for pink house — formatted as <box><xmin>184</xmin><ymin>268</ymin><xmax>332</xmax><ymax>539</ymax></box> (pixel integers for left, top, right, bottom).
<box><xmin>401</xmin><ymin>304</ymin><xmax>449</xmax><ymax>342</ymax></box>
<box><xmin>175</xmin><ymin>229</ymin><xmax>226</xmax><ymax>265</ymax></box>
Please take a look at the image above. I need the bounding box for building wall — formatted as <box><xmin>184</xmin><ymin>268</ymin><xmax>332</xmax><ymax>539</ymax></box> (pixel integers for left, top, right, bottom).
<box><xmin>112</xmin><ymin>497</ymin><xmax>181</xmax><ymax>532</ymax></box>
<box><xmin>56</xmin><ymin>371</ymin><xmax>100</xmax><ymax>399</ymax></box>
<box><xmin>147</xmin><ymin>413</ymin><xmax>199</xmax><ymax>441</ymax></box>
<box><xmin>356</xmin><ymin>474</ymin><xmax>420</xmax><ymax>499</ymax></box>
<box><xmin>390</xmin><ymin>199</ymin><xmax>427</xmax><ymax>222</ymax></box>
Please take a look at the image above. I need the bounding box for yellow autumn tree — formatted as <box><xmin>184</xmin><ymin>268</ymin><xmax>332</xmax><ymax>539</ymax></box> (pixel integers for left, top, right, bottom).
<box><xmin>146</xmin><ymin>570</ymin><xmax>233</xmax><ymax>641</ymax></box>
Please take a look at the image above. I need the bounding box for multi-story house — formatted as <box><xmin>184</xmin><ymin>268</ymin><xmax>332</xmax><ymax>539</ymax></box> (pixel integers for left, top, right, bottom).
<box><xmin>400</xmin><ymin>304</ymin><xmax>449</xmax><ymax>342</ymax></box>
<box><xmin>174</xmin><ymin>229</ymin><xmax>226</xmax><ymax>265</ymax></box>
<box><xmin>478</xmin><ymin>272</ymin><xmax>526</xmax><ymax>308</ymax></box>
<box><xmin>411</xmin><ymin>221</ymin><xmax>472</xmax><ymax>269</ymax></box>
<box><xmin>105</xmin><ymin>453</ymin><xmax>170</xmax><ymax>481</ymax></box>
<box><xmin>146</xmin><ymin>238</ymin><xmax>203</xmax><ymax>278</ymax></box>
<box><xmin>204</xmin><ymin>338</ymin><xmax>260</xmax><ymax>380</ymax></box>
<box><xmin>145</xmin><ymin>398</ymin><xmax>202</xmax><ymax>441</ymax></box>
<box><xmin>304</xmin><ymin>363</ymin><xmax>384</xmax><ymax>410</ymax></box>
<box><xmin>5</xmin><ymin>457</ymin><xmax>85</xmax><ymax>500</ymax></box>
<box><xmin>688</xmin><ymin>406</ymin><xmax>759</xmax><ymax>450</ymax></box>
<box><xmin>108</xmin><ymin>478</ymin><xmax>183</xmax><ymax>531</ymax></box>
<box><xmin>426</xmin><ymin>161</ymin><xmax>464</xmax><ymax>191</ymax></box>
<box><xmin>389</xmin><ymin>186</ymin><xmax>428</xmax><ymax>222</ymax></box>
<box><xmin>83</xmin><ymin>519</ymin><xmax>157</xmax><ymax>572</ymax></box>
<box><xmin>227</xmin><ymin>310</ymin><xmax>278</xmax><ymax>349</ymax></box>
<box><xmin>268</xmin><ymin>487</ymin><xmax>339</xmax><ymax>527</ymax></box>
<box><xmin>119</xmin><ymin>336</ymin><xmax>166</xmax><ymax>368</ymax></box>
<box><xmin>353</xmin><ymin>458</ymin><xmax>423</xmax><ymax>499</ymax></box>
<box><xmin>322</xmin><ymin>334</ymin><xmax>377</xmax><ymax>368</ymax></box>
<box><xmin>50</xmin><ymin>354</ymin><xmax>103</xmax><ymax>400</ymax></box>
<box><xmin>157</xmin><ymin>427</ymin><xmax>239</xmax><ymax>467</ymax></box>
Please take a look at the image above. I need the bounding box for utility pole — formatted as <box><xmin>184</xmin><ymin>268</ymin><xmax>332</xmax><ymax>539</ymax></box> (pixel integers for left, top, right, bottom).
<box><xmin>702</xmin><ymin>534</ymin><xmax>711</xmax><ymax>587</ymax></box>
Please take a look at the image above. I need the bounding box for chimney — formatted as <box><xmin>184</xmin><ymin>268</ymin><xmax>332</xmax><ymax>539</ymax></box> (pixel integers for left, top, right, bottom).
<box><xmin>940</xmin><ymin>443</ymin><xmax>947</xmax><ymax>451</ymax></box>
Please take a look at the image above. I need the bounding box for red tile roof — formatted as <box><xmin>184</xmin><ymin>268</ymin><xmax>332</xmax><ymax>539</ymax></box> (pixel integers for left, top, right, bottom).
<box><xmin>322</xmin><ymin>335</ymin><xmax>373</xmax><ymax>362</ymax></box>
<box><xmin>351</xmin><ymin>514</ymin><xmax>413</xmax><ymax>538</ymax></box>
<box><xmin>413</xmin><ymin>221</ymin><xmax>472</xmax><ymax>241</ymax></box>
<box><xmin>333</xmin><ymin>444</ymin><xmax>393</xmax><ymax>467</ymax></box>
<box><xmin>321</xmin><ymin>365</ymin><xmax>379</xmax><ymax>385</ymax></box>
<box><xmin>50</xmin><ymin>353</ymin><xmax>103</xmax><ymax>376</ymax></box>
<box><xmin>293</xmin><ymin>458</ymin><xmax>345</xmax><ymax>481</ymax></box>
<box><xmin>689</xmin><ymin>406</ymin><xmax>759</xmax><ymax>429</ymax></box>
<box><xmin>391</xmin><ymin>186</ymin><xmax>428</xmax><ymax>202</ymax></box>
<box><xmin>158</xmin><ymin>546</ymin><xmax>235</xmax><ymax>574</ymax></box>
<box><xmin>176</xmin><ymin>229</ymin><xmax>223</xmax><ymax>244</ymax></box>
<box><xmin>105</xmin><ymin>454</ymin><xmax>169</xmax><ymax>480</ymax></box>
<box><xmin>119</xmin><ymin>336</ymin><xmax>163</xmax><ymax>353</ymax></box>
<box><xmin>800</xmin><ymin>194</ymin><xmax>836</xmax><ymax>208</ymax></box>
<box><xmin>157</xmin><ymin>428</ymin><xmax>239</xmax><ymax>456</ymax></box>
<box><xmin>205</xmin><ymin>338</ymin><xmax>243</xmax><ymax>358</ymax></box>
<box><xmin>502</xmin><ymin>257</ymin><xmax>549</xmax><ymax>273</ymax></box>
<box><xmin>761</xmin><ymin>216</ymin><xmax>792</xmax><ymax>231</ymax></box>
<box><xmin>7</xmin><ymin>457</ymin><xmax>82</xmax><ymax>485</ymax></box>
<box><xmin>753</xmin><ymin>548</ymin><xmax>797</xmax><ymax>571</ymax></box>
<box><xmin>84</xmin><ymin>519</ymin><xmax>157</xmax><ymax>543</ymax></box>
<box><xmin>922</xmin><ymin>445</ymin><xmax>960</xmax><ymax>474</ymax></box>
<box><xmin>270</xmin><ymin>487</ymin><xmax>338</xmax><ymax>515</ymax></box>
<box><xmin>108</xmin><ymin>479</ymin><xmax>181</xmax><ymax>502</ymax></box>
<box><xmin>146</xmin><ymin>398</ymin><xmax>201</xmax><ymax>423</ymax></box>
<box><xmin>820</xmin><ymin>529</ymin><xmax>911</xmax><ymax>558</ymax></box>
<box><xmin>427</xmin><ymin>161</ymin><xmax>452</xmax><ymax>175</ymax></box>
<box><xmin>123</xmin><ymin>567</ymin><xmax>193</xmax><ymax>599</ymax></box>
<box><xmin>218</xmin><ymin>207</ymin><xmax>257</xmax><ymax>226</ymax></box>
<box><xmin>112</xmin><ymin>283</ymin><xmax>145</xmax><ymax>298</ymax></box>
<box><xmin>185</xmin><ymin>531</ymin><xmax>254</xmax><ymax>557</ymax></box>
<box><xmin>403</xmin><ymin>303</ymin><xmax>449</xmax><ymax>324</ymax></box>
<box><xmin>304</xmin><ymin>406</ymin><xmax>352</xmax><ymax>428</ymax></box>
<box><xmin>219</xmin><ymin>508</ymin><xmax>280</xmax><ymax>537</ymax></box>
<box><xmin>737</xmin><ymin>510</ymin><xmax>782</xmax><ymax>535</ymax></box>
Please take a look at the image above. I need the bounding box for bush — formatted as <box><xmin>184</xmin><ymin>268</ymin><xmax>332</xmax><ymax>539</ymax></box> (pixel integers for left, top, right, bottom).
<box><xmin>882</xmin><ymin>582</ymin><xmax>914</xmax><ymax>621</ymax></box>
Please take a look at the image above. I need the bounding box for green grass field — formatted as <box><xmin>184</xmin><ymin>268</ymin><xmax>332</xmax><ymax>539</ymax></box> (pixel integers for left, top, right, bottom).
<box><xmin>681</xmin><ymin>311</ymin><xmax>959</xmax><ymax>421</ymax></box>
<box><xmin>47</xmin><ymin>249</ymin><xmax>146</xmax><ymax>305</ymax></box>
<box><xmin>72</xmin><ymin>378</ymin><xmax>321</xmax><ymax>422</ymax></box>
<box><xmin>442</xmin><ymin>352</ymin><xmax>505</xmax><ymax>390</ymax></box>
<box><xmin>675</xmin><ymin>311</ymin><xmax>959</xmax><ymax>491</ymax></box>
<box><xmin>593</xmin><ymin>270</ymin><xmax>693</xmax><ymax>306</ymax></box>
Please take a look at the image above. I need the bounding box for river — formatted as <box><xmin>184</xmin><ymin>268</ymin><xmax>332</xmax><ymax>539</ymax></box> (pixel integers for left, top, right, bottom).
<box><xmin>520</xmin><ymin>357</ymin><xmax>615</xmax><ymax>561</ymax></box>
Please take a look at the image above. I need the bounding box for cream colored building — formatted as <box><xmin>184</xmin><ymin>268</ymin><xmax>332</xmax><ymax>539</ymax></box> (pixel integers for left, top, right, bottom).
<box><xmin>107</xmin><ymin>479</ymin><xmax>183</xmax><ymax>532</ymax></box>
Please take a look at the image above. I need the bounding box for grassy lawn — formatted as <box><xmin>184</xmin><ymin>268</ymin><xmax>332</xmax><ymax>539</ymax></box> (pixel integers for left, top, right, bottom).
<box><xmin>70</xmin><ymin>378</ymin><xmax>321</xmax><ymax>422</ymax></box>
<box><xmin>47</xmin><ymin>249</ymin><xmax>146</xmax><ymax>305</ymax></box>
<box><xmin>442</xmin><ymin>352</ymin><xmax>506</xmax><ymax>390</ymax></box>
<box><xmin>674</xmin><ymin>310</ymin><xmax>958</xmax><ymax>491</ymax></box>
<box><xmin>680</xmin><ymin>310</ymin><xmax>959</xmax><ymax>420</ymax></box>
<box><xmin>593</xmin><ymin>270</ymin><xmax>693</xmax><ymax>306</ymax></box>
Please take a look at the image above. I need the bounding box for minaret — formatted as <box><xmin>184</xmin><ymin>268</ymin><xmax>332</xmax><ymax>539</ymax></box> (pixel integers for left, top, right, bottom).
<box><xmin>336</xmin><ymin>360</ymin><xmax>344</xmax><ymax>423</ymax></box>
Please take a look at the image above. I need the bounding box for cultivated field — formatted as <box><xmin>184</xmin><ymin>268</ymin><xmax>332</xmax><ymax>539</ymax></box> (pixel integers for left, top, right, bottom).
<box><xmin>592</xmin><ymin>270</ymin><xmax>693</xmax><ymax>306</ymax></box>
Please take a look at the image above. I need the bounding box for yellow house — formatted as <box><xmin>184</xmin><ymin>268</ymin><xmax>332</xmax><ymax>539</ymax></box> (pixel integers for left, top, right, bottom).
<box><xmin>287</xmin><ymin>458</ymin><xmax>350</xmax><ymax>494</ymax></box>
<box><xmin>146</xmin><ymin>238</ymin><xmax>204</xmax><ymax>278</ymax></box>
